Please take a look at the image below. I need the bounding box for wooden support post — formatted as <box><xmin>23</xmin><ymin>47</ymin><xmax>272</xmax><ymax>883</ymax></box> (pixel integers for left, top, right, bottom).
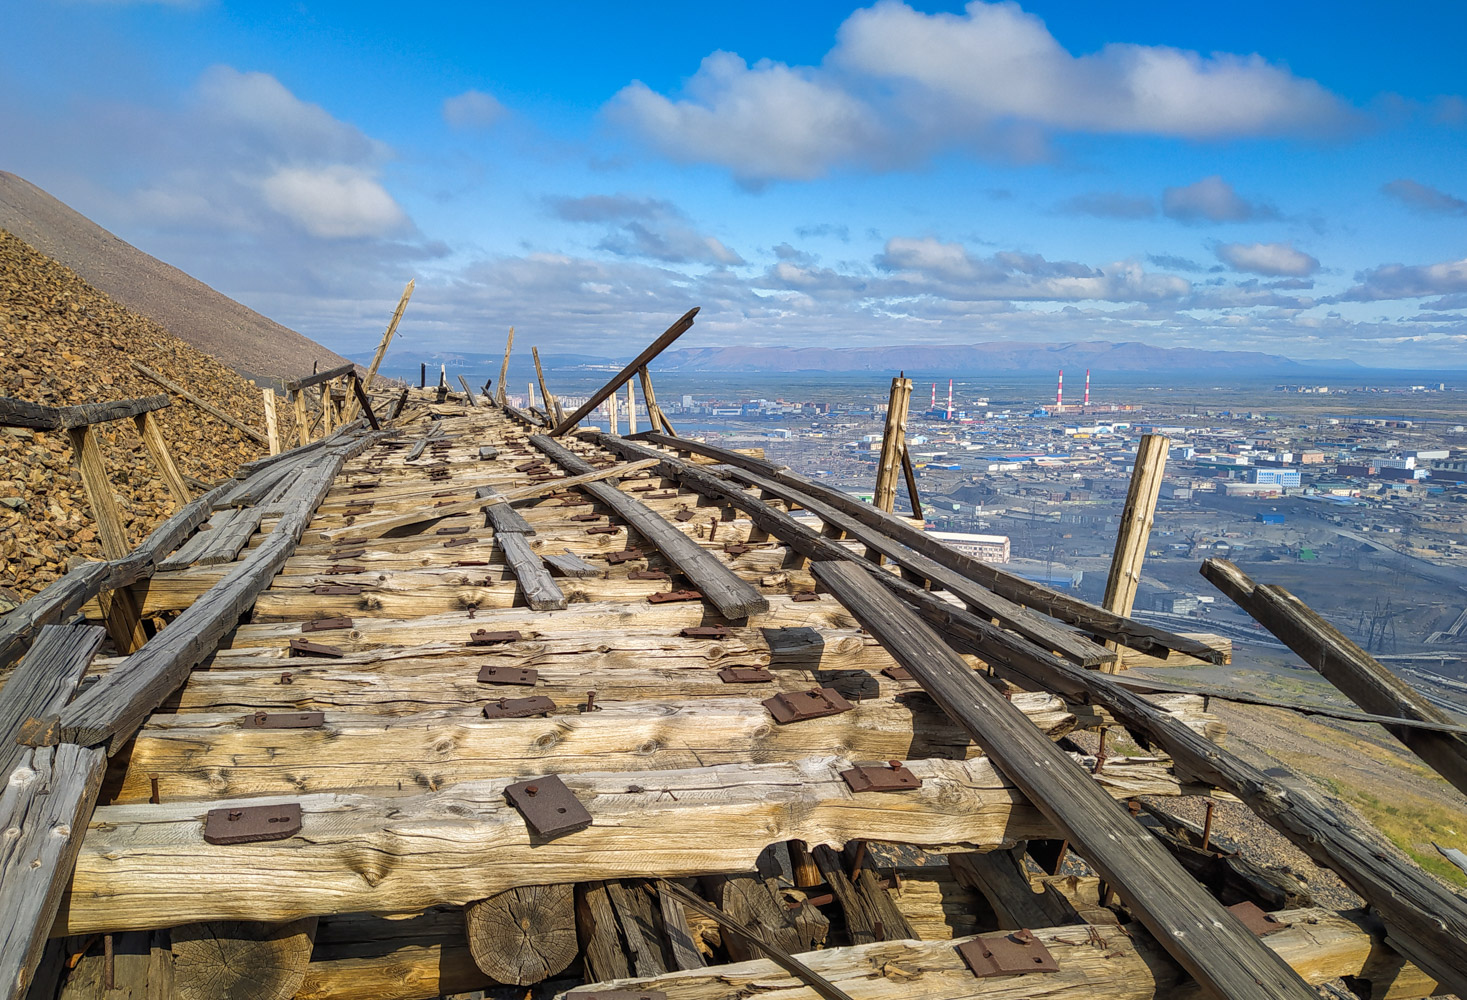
<box><xmin>349</xmin><ymin>375</ymin><xmax>380</xmax><ymax>430</ymax></box>
<box><xmin>65</xmin><ymin>425</ymin><xmax>146</xmax><ymax>652</ymax></box>
<box><xmin>290</xmin><ymin>388</ymin><xmax>310</xmax><ymax>448</ymax></box>
<box><xmin>638</xmin><ymin>366</ymin><xmax>677</xmax><ymax>436</ymax></box>
<box><xmin>532</xmin><ymin>347</ymin><xmax>559</xmax><ymax>423</ymax></box>
<box><xmin>900</xmin><ymin>445</ymin><xmax>922</xmax><ymax>520</ymax></box>
<box><xmin>495</xmin><ymin>327</ymin><xmax>515</xmax><ymax>405</ymax></box>
<box><xmin>260</xmin><ymin>388</ymin><xmax>281</xmax><ymax>456</ymax></box>
<box><xmin>1103</xmin><ymin>433</ymin><xmax>1169</xmax><ymax>620</ymax></box>
<box><xmin>419</xmin><ymin>363</ymin><xmax>426</xmax><ymax>389</ymax></box>
<box><xmin>320</xmin><ymin>382</ymin><xmax>335</xmax><ymax>435</ymax></box>
<box><xmin>134</xmin><ymin>410</ymin><xmax>190</xmax><ymax>507</ymax></box>
<box><xmin>129</xmin><ymin>361</ymin><xmax>268</xmax><ymax>445</ymax></box>
<box><xmin>465</xmin><ymin>885</ymin><xmax>577</xmax><ymax>986</ymax></box>
<box><xmin>344</xmin><ymin>278</ymin><xmax>413</xmax><ymax>422</ymax></box>
<box><xmin>627</xmin><ymin>380</ymin><xmax>637</xmax><ymax>435</ymax></box>
<box><xmin>811</xmin><ymin>560</ymin><xmax>1319</xmax><ymax>1000</ymax></box>
<box><xmin>1203</xmin><ymin>558</ymin><xmax>1467</xmax><ymax>798</ymax></box>
<box><xmin>551</xmin><ymin>308</ymin><xmax>698</xmax><ymax>434</ymax></box>
<box><xmin>608</xmin><ymin>381</ymin><xmax>620</xmax><ymax>435</ymax></box>
<box><xmin>874</xmin><ymin>375</ymin><xmax>912</xmax><ymax>513</ymax></box>
<box><xmin>457</xmin><ymin>375</ymin><xmax>478</xmax><ymax>407</ymax></box>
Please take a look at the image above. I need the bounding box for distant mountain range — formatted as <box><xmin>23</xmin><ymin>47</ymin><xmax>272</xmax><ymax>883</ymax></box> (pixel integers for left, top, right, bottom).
<box><xmin>367</xmin><ymin>340</ymin><xmax>1358</xmax><ymax>376</ymax></box>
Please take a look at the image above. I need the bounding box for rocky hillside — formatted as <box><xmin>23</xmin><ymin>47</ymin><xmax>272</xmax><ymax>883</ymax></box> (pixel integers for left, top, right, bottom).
<box><xmin>0</xmin><ymin>228</ymin><xmax>297</xmax><ymax>601</ymax></box>
<box><xmin>0</xmin><ymin>172</ymin><xmax>350</xmax><ymax>381</ymax></box>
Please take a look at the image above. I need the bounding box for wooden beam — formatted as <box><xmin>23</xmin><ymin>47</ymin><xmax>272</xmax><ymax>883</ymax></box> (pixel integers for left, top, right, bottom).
<box><xmin>135</xmin><ymin>409</ymin><xmax>191</xmax><ymax>508</ymax></box>
<box><xmin>608</xmin><ymin>379</ymin><xmax>620</xmax><ymax>434</ymax></box>
<box><xmin>170</xmin><ymin>917</ymin><xmax>318</xmax><ymax>1000</ymax></box>
<box><xmin>291</xmin><ymin>388</ymin><xmax>311</xmax><ymax>447</ymax></box>
<box><xmin>60</xmin><ymin>753</ymin><xmax>1194</xmax><ymax>934</ymax></box>
<box><xmin>130</xmin><ymin>361</ymin><xmax>268</xmax><ymax>444</ymax></box>
<box><xmin>899</xmin><ymin>445</ymin><xmax>922</xmax><ymax>520</ymax></box>
<box><xmin>465</xmin><ymin>885</ymin><xmax>576</xmax><ymax>985</ymax></box>
<box><xmin>0</xmin><ymin>393</ymin><xmax>170</xmax><ymax>431</ymax></box>
<box><xmin>873</xmin><ymin>376</ymin><xmax>912</xmax><ymax>513</ymax></box>
<box><xmin>552</xmin><ymin>309</ymin><xmax>698</xmax><ymax>434</ymax></box>
<box><xmin>66</xmin><ymin>424</ymin><xmax>148</xmax><ymax>652</ymax></box>
<box><xmin>531</xmin><ymin>347</ymin><xmax>557</xmax><ymax>424</ymax></box>
<box><xmin>0</xmin><ymin>624</ymin><xmax>104</xmax><ymax>778</ymax></box>
<box><xmin>626</xmin><ymin>380</ymin><xmax>637</xmax><ymax>435</ymax></box>
<box><xmin>638</xmin><ymin>366</ymin><xmax>665</xmax><ymax>434</ymax></box>
<box><xmin>489</xmin><ymin>524</ymin><xmax>566</xmax><ymax>611</ymax></box>
<box><xmin>261</xmin><ymin>388</ymin><xmax>281</xmax><ymax>455</ymax></box>
<box><xmin>344</xmin><ymin>279</ymin><xmax>413</xmax><ymax>422</ymax></box>
<box><xmin>284</xmin><ymin>362</ymin><xmax>357</xmax><ymax>394</ymax></box>
<box><xmin>1203</xmin><ymin>558</ymin><xmax>1467</xmax><ymax>797</ymax></box>
<box><xmin>1103</xmin><ymin>433</ymin><xmax>1170</xmax><ymax>624</ymax></box>
<box><xmin>530</xmin><ymin>435</ymin><xmax>767</xmax><ymax>619</ymax></box>
<box><xmin>495</xmin><ymin>326</ymin><xmax>515</xmax><ymax>405</ymax></box>
<box><xmin>634</xmin><ymin>432</ymin><xmax>1221</xmax><ymax>663</ymax></box>
<box><xmin>810</xmin><ymin>559</ymin><xmax>1318</xmax><ymax>1000</ymax></box>
<box><xmin>456</xmin><ymin>375</ymin><xmax>478</xmax><ymax>407</ymax></box>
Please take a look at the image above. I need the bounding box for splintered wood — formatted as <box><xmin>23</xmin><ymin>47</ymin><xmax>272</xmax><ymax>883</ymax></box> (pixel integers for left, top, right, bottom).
<box><xmin>1</xmin><ymin>383</ymin><xmax>1454</xmax><ymax>1000</ymax></box>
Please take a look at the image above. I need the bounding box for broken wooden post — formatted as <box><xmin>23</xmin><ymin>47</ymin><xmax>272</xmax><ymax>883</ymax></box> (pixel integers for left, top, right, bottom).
<box><xmin>551</xmin><ymin>307</ymin><xmax>698</xmax><ymax>434</ymax></box>
<box><xmin>344</xmin><ymin>279</ymin><xmax>413</xmax><ymax>422</ymax></box>
<box><xmin>626</xmin><ymin>380</ymin><xmax>637</xmax><ymax>435</ymax></box>
<box><xmin>419</xmin><ymin>363</ymin><xmax>426</xmax><ymax>389</ymax></box>
<box><xmin>1103</xmin><ymin>433</ymin><xmax>1169</xmax><ymax>622</ymax></box>
<box><xmin>134</xmin><ymin>409</ymin><xmax>190</xmax><ymax>507</ymax></box>
<box><xmin>495</xmin><ymin>327</ymin><xmax>515</xmax><ymax>405</ymax></box>
<box><xmin>532</xmin><ymin>347</ymin><xmax>559</xmax><ymax>424</ymax></box>
<box><xmin>607</xmin><ymin>381</ymin><xmax>620</xmax><ymax>435</ymax></box>
<box><xmin>66</xmin><ymin>424</ymin><xmax>147</xmax><ymax>652</ymax></box>
<box><xmin>129</xmin><ymin>361</ymin><xmax>268</xmax><ymax>446</ymax></box>
<box><xmin>638</xmin><ymin>365</ymin><xmax>678</xmax><ymax>436</ymax></box>
<box><xmin>457</xmin><ymin>375</ymin><xmax>478</xmax><ymax>407</ymax></box>
<box><xmin>900</xmin><ymin>445</ymin><xmax>922</xmax><ymax>520</ymax></box>
<box><xmin>290</xmin><ymin>388</ymin><xmax>310</xmax><ymax>447</ymax></box>
<box><xmin>260</xmin><ymin>388</ymin><xmax>281</xmax><ymax>456</ymax></box>
<box><xmin>1203</xmin><ymin>558</ymin><xmax>1467</xmax><ymax>798</ymax></box>
<box><xmin>874</xmin><ymin>374</ymin><xmax>913</xmax><ymax>513</ymax></box>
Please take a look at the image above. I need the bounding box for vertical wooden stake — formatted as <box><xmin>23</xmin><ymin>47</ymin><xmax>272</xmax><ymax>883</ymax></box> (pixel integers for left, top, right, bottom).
<box><xmin>420</xmin><ymin>363</ymin><xmax>426</xmax><ymax>389</ymax></box>
<box><xmin>320</xmin><ymin>381</ymin><xmax>335</xmax><ymax>434</ymax></box>
<box><xmin>1102</xmin><ymin>433</ymin><xmax>1170</xmax><ymax>669</ymax></box>
<box><xmin>495</xmin><ymin>327</ymin><xmax>515</xmax><ymax>405</ymax></box>
<box><xmin>532</xmin><ymin>347</ymin><xmax>558</xmax><ymax>425</ymax></box>
<box><xmin>345</xmin><ymin>278</ymin><xmax>414</xmax><ymax>421</ymax></box>
<box><xmin>66</xmin><ymin>425</ymin><xmax>146</xmax><ymax>652</ymax></box>
<box><xmin>900</xmin><ymin>444</ymin><xmax>922</xmax><ymax>521</ymax></box>
<box><xmin>290</xmin><ymin>388</ymin><xmax>310</xmax><ymax>447</ymax></box>
<box><xmin>134</xmin><ymin>411</ymin><xmax>190</xmax><ymax>508</ymax></box>
<box><xmin>607</xmin><ymin>384</ymin><xmax>619</xmax><ymax>435</ymax></box>
<box><xmin>626</xmin><ymin>381</ymin><xmax>637</xmax><ymax>435</ymax></box>
<box><xmin>874</xmin><ymin>375</ymin><xmax>913</xmax><ymax>513</ymax></box>
<box><xmin>637</xmin><ymin>366</ymin><xmax>677</xmax><ymax>436</ymax></box>
<box><xmin>260</xmin><ymin>389</ymin><xmax>281</xmax><ymax>456</ymax></box>
<box><xmin>458</xmin><ymin>375</ymin><xmax>479</xmax><ymax>407</ymax></box>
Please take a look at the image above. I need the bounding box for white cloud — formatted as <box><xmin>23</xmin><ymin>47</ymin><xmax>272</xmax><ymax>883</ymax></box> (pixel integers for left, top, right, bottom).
<box><xmin>608</xmin><ymin>51</ymin><xmax>885</xmax><ymax>183</ymax></box>
<box><xmin>1215</xmin><ymin>241</ymin><xmax>1319</xmax><ymax>277</ymax></box>
<box><xmin>1382</xmin><ymin>178</ymin><xmax>1467</xmax><ymax>216</ymax></box>
<box><xmin>195</xmin><ymin>65</ymin><xmax>383</xmax><ymax>163</ymax></box>
<box><xmin>1163</xmin><ymin>176</ymin><xmax>1276</xmax><ymax>224</ymax></box>
<box><xmin>1336</xmin><ymin>257</ymin><xmax>1467</xmax><ymax>301</ymax></box>
<box><xmin>259</xmin><ymin>165</ymin><xmax>408</xmax><ymax>239</ymax></box>
<box><xmin>442</xmin><ymin>89</ymin><xmax>507</xmax><ymax>130</ymax></box>
<box><xmin>548</xmin><ymin>191</ymin><xmax>745</xmax><ymax>267</ymax></box>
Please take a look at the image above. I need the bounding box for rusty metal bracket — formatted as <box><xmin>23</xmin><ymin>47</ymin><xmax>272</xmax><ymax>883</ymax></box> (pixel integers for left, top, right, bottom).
<box><xmin>955</xmin><ymin>929</ymin><xmax>1059</xmax><ymax>978</ymax></box>
<box><xmin>842</xmin><ymin>761</ymin><xmax>921</xmax><ymax>793</ymax></box>
<box><xmin>203</xmin><ymin>803</ymin><xmax>303</xmax><ymax>845</ymax></box>
<box><xmin>882</xmin><ymin>665</ymin><xmax>913</xmax><ymax>681</ymax></box>
<box><xmin>242</xmin><ymin>711</ymin><xmax>324</xmax><ymax>729</ymax></box>
<box><xmin>477</xmin><ymin>665</ymin><xmax>538</xmax><ymax>686</ymax></box>
<box><xmin>719</xmin><ymin>666</ymin><xmax>774</xmax><ymax>683</ymax></box>
<box><xmin>681</xmin><ymin>625</ymin><xmax>730</xmax><ymax>639</ymax></box>
<box><xmin>605</xmin><ymin>549</ymin><xmax>643</xmax><ymax>564</ymax></box>
<box><xmin>570</xmin><ymin>513</ymin><xmax>605</xmax><ymax>522</ymax></box>
<box><xmin>648</xmin><ymin>589</ymin><xmax>703</xmax><ymax>604</ymax></box>
<box><xmin>587</xmin><ymin>525</ymin><xmax>621</xmax><ymax>535</ymax></box>
<box><xmin>483</xmin><ymin>696</ymin><xmax>556</xmax><ymax>719</ymax></box>
<box><xmin>453</xmin><ymin>559</ymin><xmax>491</xmax><ymax>566</ymax></box>
<box><xmin>444</xmin><ymin>535</ymin><xmax>479</xmax><ymax>547</ymax></box>
<box><xmin>723</xmin><ymin>543</ymin><xmax>752</xmax><ymax>555</ymax></box>
<box><xmin>468</xmin><ymin>629</ymin><xmax>523</xmax><ymax>646</ymax></box>
<box><xmin>791</xmin><ymin>593</ymin><xmax>819</xmax><ymax>603</ymax></box>
<box><xmin>1227</xmin><ymin>900</ymin><xmax>1288</xmax><ymax>936</ymax></box>
<box><xmin>504</xmin><ymin>774</ymin><xmax>592</xmax><ymax>838</ymax></box>
<box><xmin>288</xmin><ymin>638</ymin><xmax>345</xmax><ymax>658</ymax></box>
<box><xmin>673</xmin><ymin>509</ymin><xmax>697</xmax><ymax>522</ymax></box>
<box><xmin>350</xmin><ymin>480</ymin><xmax>381</xmax><ymax>490</ymax></box>
<box><xmin>763</xmin><ymin>687</ymin><xmax>853</xmax><ymax>724</ymax></box>
<box><xmin>331</xmin><ymin>549</ymin><xmax>367</xmax><ymax>560</ymax></box>
<box><xmin>301</xmin><ymin>617</ymin><xmax>352</xmax><ymax>633</ymax></box>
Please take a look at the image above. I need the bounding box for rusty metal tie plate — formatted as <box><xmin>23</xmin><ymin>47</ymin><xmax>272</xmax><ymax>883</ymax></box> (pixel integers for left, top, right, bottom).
<box><xmin>203</xmin><ymin>803</ymin><xmax>303</xmax><ymax>845</ymax></box>
<box><xmin>1227</xmin><ymin>900</ymin><xmax>1288</xmax><ymax>936</ymax></box>
<box><xmin>468</xmin><ymin>629</ymin><xmax>523</xmax><ymax>646</ymax></box>
<box><xmin>444</xmin><ymin>535</ymin><xmax>479</xmax><ymax>547</ymax></box>
<box><xmin>718</xmin><ymin>666</ymin><xmax>774</xmax><ymax>684</ymax></box>
<box><xmin>628</xmin><ymin>569</ymin><xmax>669</xmax><ymax>581</ymax></box>
<box><xmin>242</xmin><ymin>711</ymin><xmax>324</xmax><ymax>729</ymax></box>
<box><xmin>763</xmin><ymin>687</ymin><xmax>853</xmax><ymax>724</ymax></box>
<box><xmin>331</xmin><ymin>549</ymin><xmax>367</xmax><ymax>560</ymax></box>
<box><xmin>504</xmin><ymin>774</ymin><xmax>592</xmax><ymax>838</ymax></box>
<box><xmin>842</xmin><ymin>762</ymin><xmax>921</xmax><ymax>792</ymax></box>
<box><xmin>567</xmin><ymin>992</ymin><xmax>666</xmax><ymax>1000</ymax></box>
<box><xmin>791</xmin><ymin>593</ymin><xmax>820</xmax><ymax>602</ymax></box>
<box><xmin>288</xmin><ymin>638</ymin><xmax>345</xmax><ymax>658</ymax></box>
<box><xmin>605</xmin><ymin>549</ymin><xmax>643</xmax><ymax>564</ymax></box>
<box><xmin>882</xmin><ymin>665</ymin><xmax>913</xmax><ymax>681</ymax></box>
<box><xmin>570</xmin><ymin>513</ymin><xmax>605</xmax><ymax>522</ymax></box>
<box><xmin>673</xmin><ymin>509</ymin><xmax>696</xmax><ymax>521</ymax></box>
<box><xmin>477</xmin><ymin>665</ymin><xmax>538</xmax><ymax>686</ymax></box>
<box><xmin>436</xmin><ymin>526</ymin><xmax>470</xmax><ymax>536</ymax></box>
<box><xmin>956</xmin><ymin>929</ymin><xmax>1059</xmax><ymax>978</ymax></box>
<box><xmin>302</xmin><ymin>617</ymin><xmax>352</xmax><ymax>633</ymax></box>
<box><xmin>483</xmin><ymin>696</ymin><xmax>556</xmax><ymax>719</ymax></box>
<box><xmin>680</xmin><ymin>625</ymin><xmax>729</xmax><ymax>638</ymax></box>
<box><xmin>648</xmin><ymin>590</ymin><xmax>703</xmax><ymax>604</ymax></box>
<box><xmin>586</xmin><ymin>525</ymin><xmax>621</xmax><ymax>535</ymax></box>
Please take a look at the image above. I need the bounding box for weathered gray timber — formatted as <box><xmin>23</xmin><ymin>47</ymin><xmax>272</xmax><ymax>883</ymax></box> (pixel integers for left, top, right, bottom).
<box><xmin>543</xmin><ymin>550</ymin><xmax>601</xmax><ymax>578</ymax></box>
<box><xmin>950</xmin><ymin>847</ymin><xmax>1079</xmax><ymax>929</ymax></box>
<box><xmin>0</xmin><ymin>743</ymin><xmax>107</xmax><ymax>1000</ymax></box>
<box><xmin>638</xmin><ymin>432</ymin><xmax>1222</xmax><ymax>662</ymax></box>
<box><xmin>130</xmin><ymin>361</ymin><xmax>269</xmax><ymax>444</ymax></box>
<box><xmin>889</xmin><ymin>567</ymin><xmax>1467</xmax><ymax>996</ymax></box>
<box><xmin>811</xmin><ymin>560</ymin><xmax>1318</xmax><ymax>1000</ymax></box>
<box><xmin>1204</xmin><ymin>558</ymin><xmax>1467</xmax><ymax>797</ymax></box>
<box><xmin>284</xmin><ymin>362</ymin><xmax>357</xmax><ymax>393</ymax></box>
<box><xmin>530</xmin><ymin>434</ymin><xmax>767</xmax><ymax>619</ymax></box>
<box><xmin>56</xmin><ymin>431</ymin><xmax>379</xmax><ymax>751</ymax></box>
<box><xmin>0</xmin><ymin>393</ymin><xmax>170</xmax><ymax>431</ymax></box>
<box><xmin>465</xmin><ymin>885</ymin><xmax>577</xmax><ymax>985</ymax></box>
<box><xmin>550</xmin><ymin>308</ymin><xmax>698</xmax><ymax>435</ymax></box>
<box><xmin>479</xmin><ymin>488</ymin><xmax>536</xmax><ymax>534</ymax></box>
<box><xmin>157</xmin><ymin>508</ymin><xmax>239</xmax><ymax>573</ymax></box>
<box><xmin>724</xmin><ymin>464</ymin><xmax>1112</xmax><ymax>667</ymax></box>
<box><xmin>495</xmin><ymin>532</ymin><xmax>566</xmax><ymax>610</ymax></box>
<box><xmin>0</xmin><ymin>624</ymin><xmax>104</xmax><ymax>778</ymax></box>
<box><xmin>196</xmin><ymin>507</ymin><xmax>265</xmax><ymax>566</ymax></box>
<box><xmin>234</xmin><ymin>420</ymin><xmax>368</xmax><ymax>479</ymax></box>
<box><xmin>170</xmin><ymin>917</ymin><xmax>318</xmax><ymax>1000</ymax></box>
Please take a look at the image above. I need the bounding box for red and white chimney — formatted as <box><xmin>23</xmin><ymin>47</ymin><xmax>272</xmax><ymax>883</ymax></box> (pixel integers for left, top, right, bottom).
<box><xmin>1056</xmin><ymin>370</ymin><xmax>1064</xmax><ymax>411</ymax></box>
<box><xmin>931</xmin><ymin>383</ymin><xmax>937</xmax><ymax>410</ymax></box>
<box><xmin>1084</xmin><ymin>369</ymin><xmax>1090</xmax><ymax>407</ymax></box>
<box><xmin>946</xmin><ymin>379</ymin><xmax>954</xmax><ymax>419</ymax></box>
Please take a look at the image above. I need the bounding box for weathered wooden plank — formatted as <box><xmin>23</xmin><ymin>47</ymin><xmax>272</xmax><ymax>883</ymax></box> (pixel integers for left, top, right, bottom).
<box><xmin>344</xmin><ymin>279</ymin><xmax>413</xmax><ymax>422</ymax></box>
<box><xmin>0</xmin><ymin>624</ymin><xmax>104</xmax><ymax>778</ymax></box>
<box><xmin>113</xmin><ymin>693</ymin><xmax>1076</xmax><ymax>800</ymax></box>
<box><xmin>543</xmin><ymin>550</ymin><xmax>600</xmax><ymax>578</ymax></box>
<box><xmin>494</xmin><ymin>327</ymin><xmax>515</xmax><ymax>405</ymax></box>
<box><xmin>552</xmin><ymin>309</ymin><xmax>698</xmax><ymax>434</ymax></box>
<box><xmin>156</xmin><ymin>508</ymin><xmax>239</xmax><ymax>573</ymax></box>
<box><xmin>551</xmin><ymin>907</ymin><xmax>1438</xmax><ymax>1000</ymax></box>
<box><xmin>0</xmin><ymin>393</ymin><xmax>171</xmax><ymax>432</ymax></box>
<box><xmin>811</xmin><ymin>559</ymin><xmax>1318</xmax><ymax>1000</ymax></box>
<box><xmin>949</xmin><ymin>845</ymin><xmax>1079</xmax><ymax>929</ymax></box>
<box><xmin>195</xmin><ymin>507</ymin><xmax>264</xmax><ymax>566</ymax></box>
<box><xmin>1103</xmin><ymin>434</ymin><xmax>1170</xmax><ymax>622</ymax></box>
<box><xmin>284</xmin><ymin>362</ymin><xmax>357</xmax><ymax>393</ymax></box>
<box><xmin>495</xmin><ymin>532</ymin><xmax>567</xmax><ymax>611</ymax></box>
<box><xmin>0</xmin><ymin>744</ymin><xmax>108</xmax><ymax>1000</ymax></box>
<box><xmin>132</xmin><ymin>361</ymin><xmax>268</xmax><ymax>444</ymax></box>
<box><xmin>657</xmin><ymin>880</ymin><xmax>706</xmax><ymax>971</ymax></box>
<box><xmin>1204</xmin><ymin>557</ymin><xmax>1467</xmax><ymax>797</ymax></box>
<box><xmin>61</xmin><ymin>754</ymin><xmax>1196</xmax><ymax>935</ymax></box>
<box><xmin>480</xmin><ymin>490</ymin><xmax>535</xmax><ymax>534</ymax></box>
<box><xmin>872</xmin><ymin>376</ymin><xmax>911</xmax><ymax>514</ymax></box>
<box><xmin>262</xmin><ymin>387</ymin><xmax>282</xmax><ymax>456</ymax></box>
<box><xmin>531</xmin><ymin>436</ymin><xmax>767</xmax><ymax>620</ymax></box>
<box><xmin>135</xmin><ymin>409</ymin><xmax>191</xmax><ymax>508</ymax></box>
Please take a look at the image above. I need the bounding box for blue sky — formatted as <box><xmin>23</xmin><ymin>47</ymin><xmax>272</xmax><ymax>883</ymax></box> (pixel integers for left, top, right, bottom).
<box><xmin>4</xmin><ymin>1</ymin><xmax>1465</xmax><ymax>367</ymax></box>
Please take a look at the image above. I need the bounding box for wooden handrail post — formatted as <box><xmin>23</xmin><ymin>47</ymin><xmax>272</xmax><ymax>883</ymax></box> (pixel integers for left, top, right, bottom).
<box><xmin>1101</xmin><ymin>433</ymin><xmax>1169</xmax><ymax>668</ymax></box>
<box><xmin>900</xmin><ymin>444</ymin><xmax>922</xmax><ymax>520</ymax></box>
<box><xmin>290</xmin><ymin>388</ymin><xmax>310</xmax><ymax>448</ymax></box>
<box><xmin>550</xmin><ymin>307</ymin><xmax>698</xmax><ymax>434</ymax></box>
<box><xmin>65</xmin><ymin>425</ymin><xmax>146</xmax><ymax>653</ymax></box>
<box><xmin>531</xmin><ymin>347</ymin><xmax>560</xmax><ymax>425</ymax></box>
<box><xmin>260</xmin><ymin>388</ymin><xmax>281</xmax><ymax>456</ymax></box>
<box><xmin>134</xmin><ymin>410</ymin><xmax>190</xmax><ymax>508</ymax></box>
<box><xmin>637</xmin><ymin>366</ymin><xmax>677</xmax><ymax>436</ymax></box>
<box><xmin>495</xmin><ymin>327</ymin><xmax>515</xmax><ymax>405</ymax></box>
<box><xmin>874</xmin><ymin>374</ymin><xmax>913</xmax><ymax>513</ymax></box>
<box><xmin>626</xmin><ymin>380</ymin><xmax>637</xmax><ymax>435</ymax></box>
<box><xmin>345</xmin><ymin>278</ymin><xmax>414</xmax><ymax>421</ymax></box>
<box><xmin>607</xmin><ymin>381</ymin><xmax>619</xmax><ymax>435</ymax></box>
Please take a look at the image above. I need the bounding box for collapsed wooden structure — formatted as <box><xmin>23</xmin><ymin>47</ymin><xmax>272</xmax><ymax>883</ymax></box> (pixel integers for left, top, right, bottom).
<box><xmin>0</xmin><ymin>309</ymin><xmax>1464</xmax><ymax>1000</ymax></box>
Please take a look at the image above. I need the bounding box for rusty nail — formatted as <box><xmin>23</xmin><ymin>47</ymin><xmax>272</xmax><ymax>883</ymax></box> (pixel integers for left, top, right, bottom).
<box><xmin>149</xmin><ymin>776</ymin><xmax>160</xmax><ymax>804</ymax></box>
<box><xmin>228</xmin><ymin>810</ymin><xmax>242</xmax><ymax>820</ymax></box>
<box><xmin>848</xmin><ymin>840</ymin><xmax>868</xmax><ymax>884</ymax></box>
<box><xmin>254</xmin><ymin>711</ymin><xmax>268</xmax><ymax>725</ymax></box>
<box><xmin>585</xmin><ymin>690</ymin><xmax>597</xmax><ymax>712</ymax></box>
<box><xmin>278</xmin><ymin>671</ymin><xmax>293</xmax><ymax>685</ymax></box>
<box><xmin>1051</xmin><ymin>839</ymin><xmax>1069</xmax><ymax>876</ymax></box>
<box><xmin>887</xmin><ymin>760</ymin><xmax>902</xmax><ymax>769</ymax></box>
<box><xmin>1201</xmin><ymin>800</ymin><xmax>1216</xmax><ymax>852</ymax></box>
<box><xmin>1093</xmin><ymin>727</ymin><xmax>1109</xmax><ymax>774</ymax></box>
<box><xmin>104</xmin><ymin>934</ymin><xmax>114</xmax><ymax>990</ymax></box>
<box><xmin>709</xmin><ymin>517</ymin><xmax>719</xmax><ymax>540</ymax></box>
